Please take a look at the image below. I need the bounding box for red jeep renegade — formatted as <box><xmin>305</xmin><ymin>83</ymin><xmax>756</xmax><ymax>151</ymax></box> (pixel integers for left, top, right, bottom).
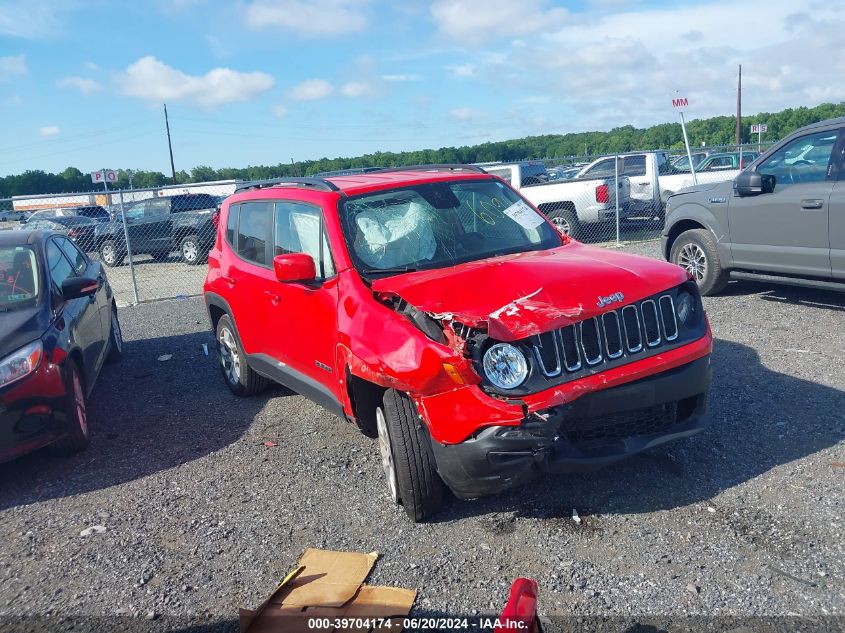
<box><xmin>203</xmin><ymin>166</ymin><xmax>712</xmax><ymax>521</ymax></box>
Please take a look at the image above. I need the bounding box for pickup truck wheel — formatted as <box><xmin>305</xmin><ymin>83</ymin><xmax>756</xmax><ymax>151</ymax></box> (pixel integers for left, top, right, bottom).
<box><xmin>215</xmin><ymin>314</ymin><xmax>270</xmax><ymax>396</ymax></box>
<box><xmin>179</xmin><ymin>235</ymin><xmax>202</xmax><ymax>265</ymax></box>
<box><xmin>50</xmin><ymin>359</ymin><xmax>91</xmax><ymax>454</ymax></box>
<box><xmin>380</xmin><ymin>390</ymin><xmax>443</xmax><ymax>522</ymax></box>
<box><xmin>671</xmin><ymin>229</ymin><xmax>728</xmax><ymax>296</ymax></box>
<box><xmin>547</xmin><ymin>209</ymin><xmax>581</xmax><ymax>239</ymax></box>
<box><xmin>99</xmin><ymin>240</ymin><xmax>123</xmax><ymax>267</ymax></box>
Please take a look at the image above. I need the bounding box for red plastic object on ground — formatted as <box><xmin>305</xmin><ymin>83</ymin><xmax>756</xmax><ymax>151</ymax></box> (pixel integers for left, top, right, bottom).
<box><xmin>496</xmin><ymin>578</ymin><xmax>540</xmax><ymax>633</ymax></box>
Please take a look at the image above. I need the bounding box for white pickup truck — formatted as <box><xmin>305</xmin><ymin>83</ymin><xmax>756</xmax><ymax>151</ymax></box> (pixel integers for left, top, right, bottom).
<box><xmin>481</xmin><ymin>161</ymin><xmax>630</xmax><ymax>238</ymax></box>
<box><xmin>576</xmin><ymin>151</ymin><xmax>749</xmax><ymax>220</ymax></box>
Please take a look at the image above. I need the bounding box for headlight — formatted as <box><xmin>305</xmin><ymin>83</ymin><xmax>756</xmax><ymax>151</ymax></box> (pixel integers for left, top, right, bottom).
<box><xmin>675</xmin><ymin>291</ymin><xmax>697</xmax><ymax>326</ymax></box>
<box><xmin>482</xmin><ymin>343</ymin><xmax>528</xmax><ymax>389</ymax></box>
<box><xmin>0</xmin><ymin>340</ymin><xmax>43</xmax><ymax>389</ymax></box>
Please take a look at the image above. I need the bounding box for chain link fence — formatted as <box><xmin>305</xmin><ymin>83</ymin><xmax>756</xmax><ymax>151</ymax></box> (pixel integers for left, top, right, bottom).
<box><xmin>1</xmin><ymin>181</ymin><xmax>236</xmax><ymax>306</ymax></box>
<box><xmin>0</xmin><ymin>142</ymin><xmax>779</xmax><ymax>305</ymax></box>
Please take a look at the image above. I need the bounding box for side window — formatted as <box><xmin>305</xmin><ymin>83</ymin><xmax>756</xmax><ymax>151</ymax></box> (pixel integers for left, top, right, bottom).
<box><xmin>237</xmin><ymin>202</ymin><xmax>273</xmax><ymax>265</ymax></box>
<box><xmin>56</xmin><ymin>237</ymin><xmax>88</xmax><ymax>275</ymax></box>
<box><xmin>621</xmin><ymin>155</ymin><xmax>646</xmax><ymax>177</ymax></box>
<box><xmin>46</xmin><ymin>239</ymin><xmax>76</xmax><ymax>293</ymax></box>
<box><xmin>274</xmin><ymin>202</ymin><xmax>335</xmax><ymax>278</ymax></box>
<box><xmin>225</xmin><ymin>205</ymin><xmax>238</xmax><ymax>247</ymax></box>
<box><xmin>487</xmin><ymin>169</ymin><xmax>512</xmax><ymax>185</ymax></box>
<box><xmin>146</xmin><ymin>200</ymin><xmax>170</xmax><ymax>217</ymax></box>
<box><xmin>124</xmin><ymin>201</ymin><xmax>145</xmax><ymax>220</ymax></box>
<box><xmin>583</xmin><ymin>158</ymin><xmax>616</xmax><ymax>178</ymax></box>
<box><xmin>758</xmin><ymin>130</ymin><xmax>838</xmax><ymax>190</ymax></box>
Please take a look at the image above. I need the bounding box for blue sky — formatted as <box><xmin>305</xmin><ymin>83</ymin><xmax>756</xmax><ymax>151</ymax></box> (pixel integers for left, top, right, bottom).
<box><xmin>1</xmin><ymin>0</ymin><xmax>844</xmax><ymax>177</ymax></box>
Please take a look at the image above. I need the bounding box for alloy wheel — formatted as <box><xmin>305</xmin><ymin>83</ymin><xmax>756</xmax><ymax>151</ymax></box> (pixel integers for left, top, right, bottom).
<box><xmin>101</xmin><ymin>243</ymin><xmax>116</xmax><ymax>265</ymax></box>
<box><xmin>677</xmin><ymin>242</ymin><xmax>707</xmax><ymax>282</ymax></box>
<box><xmin>182</xmin><ymin>240</ymin><xmax>198</xmax><ymax>263</ymax></box>
<box><xmin>375</xmin><ymin>407</ymin><xmax>399</xmax><ymax>503</ymax></box>
<box><xmin>218</xmin><ymin>326</ymin><xmax>241</xmax><ymax>385</ymax></box>
<box><xmin>551</xmin><ymin>215</ymin><xmax>571</xmax><ymax>235</ymax></box>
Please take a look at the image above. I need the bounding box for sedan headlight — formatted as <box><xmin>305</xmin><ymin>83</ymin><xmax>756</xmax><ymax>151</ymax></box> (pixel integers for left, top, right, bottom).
<box><xmin>675</xmin><ymin>291</ymin><xmax>698</xmax><ymax>326</ymax></box>
<box><xmin>482</xmin><ymin>343</ymin><xmax>528</xmax><ymax>389</ymax></box>
<box><xmin>0</xmin><ymin>340</ymin><xmax>43</xmax><ymax>389</ymax></box>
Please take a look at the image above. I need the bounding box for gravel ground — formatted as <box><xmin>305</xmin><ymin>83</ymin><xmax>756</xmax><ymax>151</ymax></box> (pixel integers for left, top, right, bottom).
<box><xmin>0</xmin><ymin>240</ymin><xmax>842</xmax><ymax>632</ymax></box>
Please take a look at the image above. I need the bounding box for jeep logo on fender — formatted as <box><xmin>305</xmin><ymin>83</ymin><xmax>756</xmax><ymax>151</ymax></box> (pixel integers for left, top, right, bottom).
<box><xmin>597</xmin><ymin>292</ymin><xmax>624</xmax><ymax>308</ymax></box>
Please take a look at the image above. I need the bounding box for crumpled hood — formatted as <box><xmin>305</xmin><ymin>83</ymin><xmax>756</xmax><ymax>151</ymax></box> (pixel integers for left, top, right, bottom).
<box><xmin>370</xmin><ymin>242</ymin><xmax>689</xmax><ymax>341</ymax></box>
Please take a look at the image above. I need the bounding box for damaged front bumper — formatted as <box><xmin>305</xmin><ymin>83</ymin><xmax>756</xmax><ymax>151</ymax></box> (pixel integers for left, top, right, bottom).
<box><xmin>428</xmin><ymin>355</ymin><xmax>711</xmax><ymax>499</ymax></box>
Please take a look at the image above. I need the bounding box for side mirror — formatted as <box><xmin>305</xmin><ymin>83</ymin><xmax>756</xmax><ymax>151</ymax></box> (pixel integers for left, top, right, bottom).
<box><xmin>734</xmin><ymin>171</ymin><xmax>775</xmax><ymax>196</ymax></box>
<box><xmin>61</xmin><ymin>276</ymin><xmax>100</xmax><ymax>300</ymax></box>
<box><xmin>273</xmin><ymin>253</ymin><xmax>316</xmax><ymax>284</ymax></box>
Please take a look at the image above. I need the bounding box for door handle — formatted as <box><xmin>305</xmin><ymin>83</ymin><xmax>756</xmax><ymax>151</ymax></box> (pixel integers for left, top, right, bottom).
<box><xmin>800</xmin><ymin>199</ymin><xmax>824</xmax><ymax>210</ymax></box>
<box><xmin>264</xmin><ymin>290</ymin><xmax>281</xmax><ymax>304</ymax></box>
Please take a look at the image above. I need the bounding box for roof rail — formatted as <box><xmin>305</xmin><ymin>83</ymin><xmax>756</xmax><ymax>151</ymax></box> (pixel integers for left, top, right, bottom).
<box><xmin>372</xmin><ymin>164</ymin><xmax>488</xmax><ymax>174</ymax></box>
<box><xmin>234</xmin><ymin>177</ymin><xmax>340</xmax><ymax>193</ymax></box>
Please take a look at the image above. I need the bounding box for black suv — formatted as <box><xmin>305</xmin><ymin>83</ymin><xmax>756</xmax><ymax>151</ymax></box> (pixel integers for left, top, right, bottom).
<box><xmin>94</xmin><ymin>194</ymin><xmax>218</xmax><ymax>266</ymax></box>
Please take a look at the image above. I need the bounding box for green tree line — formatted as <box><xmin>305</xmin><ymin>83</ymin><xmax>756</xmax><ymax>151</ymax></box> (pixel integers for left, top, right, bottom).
<box><xmin>3</xmin><ymin>102</ymin><xmax>843</xmax><ymax>198</ymax></box>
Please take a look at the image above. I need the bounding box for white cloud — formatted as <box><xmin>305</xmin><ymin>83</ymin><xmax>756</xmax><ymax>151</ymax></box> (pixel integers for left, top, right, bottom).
<box><xmin>0</xmin><ymin>54</ymin><xmax>26</xmax><ymax>81</ymax></box>
<box><xmin>289</xmin><ymin>78</ymin><xmax>333</xmax><ymax>101</ymax></box>
<box><xmin>341</xmin><ymin>81</ymin><xmax>372</xmax><ymax>98</ymax></box>
<box><xmin>0</xmin><ymin>1</ymin><xmax>65</xmax><ymax>38</ymax></box>
<box><xmin>450</xmin><ymin>107</ymin><xmax>482</xmax><ymax>121</ymax></box>
<box><xmin>39</xmin><ymin>126</ymin><xmax>60</xmax><ymax>137</ymax></box>
<box><xmin>57</xmin><ymin>76</ymin><xmax>101</xmax><ymax>95</ymax></box>
<box><xmin>118</xmin><ymin>56</ymin><xmax>274</xmax><ymax>107</ymax></box>
<box><xmin>244</xmin><ymin>0</ymin><xmax>367</xmax><ymax>36</ymax></box>
<box><xmin>431</xmin><ymin>0</ymin><xmax>567</xmax><ymax>45</ymax></box>
<box><xmin>272</xmin><ymin>104</ymin><xmax>288</xmax><ymax>118</ymax></box>
<box><xmin>446</xmin><ymin>63</ymin><xmax>475</xmax><ymax>78</ymax></box>
<box><xmin>381</xmin><ymin>74</ymin><xmax>421</xmax><ymax>82</ymax></box>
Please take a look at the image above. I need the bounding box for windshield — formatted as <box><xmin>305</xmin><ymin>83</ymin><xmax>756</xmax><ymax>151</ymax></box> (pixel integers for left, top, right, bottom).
<box><xmin>339</xmin><ymin>178</ymin><xmax>561</xmax><ymax>276</ymax></box>
<box><xmin>0</xmin><ymin>246</ymin><xmax>40</xmax><ymax>312</ymax></box>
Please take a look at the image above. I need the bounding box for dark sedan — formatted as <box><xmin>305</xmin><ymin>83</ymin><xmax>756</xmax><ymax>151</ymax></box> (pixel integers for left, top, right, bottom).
<box><xmin>19</xmin><ymin>216</ymin><xmax>99</xmax><ymax>253</ymax></box>
<box><xmin>0</xmin><ymin>230</ymin><xmax>123</xmax><ymax>463</ymax></box>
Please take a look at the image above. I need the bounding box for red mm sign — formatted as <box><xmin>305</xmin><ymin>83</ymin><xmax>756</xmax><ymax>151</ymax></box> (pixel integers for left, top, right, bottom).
<box><xmin>672</xmin><ymin>97</ymin><xmax>689</xmax><ymax>108</ymax></box>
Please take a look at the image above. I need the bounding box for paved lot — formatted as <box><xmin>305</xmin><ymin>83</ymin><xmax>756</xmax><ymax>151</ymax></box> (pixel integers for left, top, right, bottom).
<box><xmin>0</xmin><ymin>241</ymin><xmax>842</xmax><ymax>632</ymax></box>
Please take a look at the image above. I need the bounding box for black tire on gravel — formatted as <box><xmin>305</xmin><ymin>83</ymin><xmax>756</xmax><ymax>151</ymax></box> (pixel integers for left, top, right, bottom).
<box><xmin>50</xmin><ymin>359</ymin><xmax>91</xmax><ymax>454</ymax></box>
<box><xmin>215</xmin><ymin>314</ymin><xmax>270</xmax><ymax>396</ymax></box>
<box><xmin>106</xmin><ymin>304</ymin><xmax>123</xmax><ymax>363</ymax></box>
<box><xmin>670</xmin><ymin>228</ymin><xmax>729</xmax><ymax>296</ymax></box>
<box><xmin>179</xmin><ymin>234</ymin><xmax>202</xmax><ymax>265</ymax></box>
<box><xmin>381</xmin><ymin>389</ymin><xmax>443</xmax><ymax>522</ymax></box>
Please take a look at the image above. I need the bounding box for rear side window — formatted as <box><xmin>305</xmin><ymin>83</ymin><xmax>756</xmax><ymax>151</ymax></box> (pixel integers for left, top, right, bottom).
<box><xmin>237</xmin><ymin>202</ymin><xmax>273</xmax><ymax>265</ymax></box>
<box><xmin>225</xmin><ymin>205</ymin><xmax>238</xmax><ymax>246</ymax></box>
<box><xmin>146</xmin><ymin>200</ymin><xmax>170</xmax><ymax>217</ymax></box>
<box><xmin>172</xmin><ymin>195</ymin><xmax>216</xmax><ymax>212</ymax></box>
<box><xmin>622</xmin><ymin>155</ymin><xmax>646</xmax><ymax>177</ymax></box>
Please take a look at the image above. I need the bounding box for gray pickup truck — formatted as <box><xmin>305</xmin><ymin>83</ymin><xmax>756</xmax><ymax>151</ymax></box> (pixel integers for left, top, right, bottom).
<box><xmin>662</xmin><ymin>116</ymin><xmax>845</xmax><ymax>295</ymax></box>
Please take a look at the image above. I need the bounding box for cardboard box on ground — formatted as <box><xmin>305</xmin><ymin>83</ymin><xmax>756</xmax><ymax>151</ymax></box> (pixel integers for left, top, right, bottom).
<box><xmin>240</xmin><ymin>549</ymin><xmax>416</xmax><ymax>633</ymax></box>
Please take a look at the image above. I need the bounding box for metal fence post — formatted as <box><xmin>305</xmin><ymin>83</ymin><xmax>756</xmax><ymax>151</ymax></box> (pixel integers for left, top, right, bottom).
<box><xmin>614</xmin><ymin>155</ymin><xmax>620</xmax><ymax>248</ymax></box>
<box><xmin>118</xmin><ymin>190</ymin><xmax>140</xmax><ymax>305</ymax></box>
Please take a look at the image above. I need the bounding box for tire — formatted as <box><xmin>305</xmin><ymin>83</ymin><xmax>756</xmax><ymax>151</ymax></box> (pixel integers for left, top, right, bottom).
<box><xmin>670</xmin><ymin>228</ymin><xmax>729</xmax><ymax>296</ymax></box>
<box><xmin>215</xmin><ymin>314</ymin><xmax>270</xmax><ymax>396</ymax></box>
<box><xmin>546</xmin><ymin>207</ymin><xmax>582</xmax><ymax>239</ymax></box>
<box><xmin>378</xmin><ymin>389</ymin><xmax>443</xmax><ymax>522</ymax></box>
<box><xmin>50</xmin><ymin>359</ymin><xmax>91</xmax><ymax>454</ymax></box>
<box><xmin>106</xmin><ymin>305</ymin><xmax>123</xmax><ymax>363</ymax></box>
<box><xmin>179</xmin><ymin>235</ymin><xmax>202</xmax><ymax>265</ymax></box>
<box><xmin>99</xmin><ymin>240</ymin><xmax>123</xmax><ymax>267</ymax></box>
<box><xmin>151</xmin><ymin>250</ymin><xmax>170</xmax><ymax>262</ymax></box>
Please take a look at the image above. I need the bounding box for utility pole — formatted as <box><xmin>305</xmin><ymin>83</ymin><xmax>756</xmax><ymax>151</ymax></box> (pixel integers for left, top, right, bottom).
<box><xmin>164</xmin><ymin>103</ymin><xmax>177</xmax><ymax>185</ymax></box>
<box><xmin>735</xmin><ymin>64</ymin><xmax>742</xmax><ymax>147</ymax></box>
